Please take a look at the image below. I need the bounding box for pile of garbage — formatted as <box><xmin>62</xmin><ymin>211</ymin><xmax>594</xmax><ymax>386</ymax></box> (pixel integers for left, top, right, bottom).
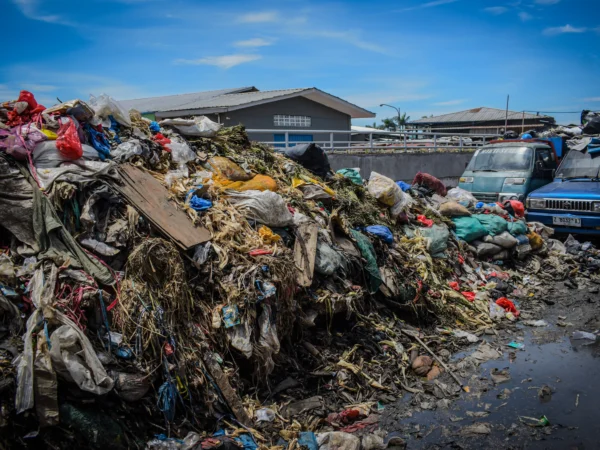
<box><xmin>0</xmin><ymin>90</ymin><xmax>599</xmax><ymax>449</ymax></box>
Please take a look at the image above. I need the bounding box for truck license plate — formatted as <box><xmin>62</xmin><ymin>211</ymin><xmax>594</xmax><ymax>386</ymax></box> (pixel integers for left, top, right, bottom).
<box><xmin>552</xmin><ymin>217</ymin><xmax>581</xmax><ymax>227</ymax></box>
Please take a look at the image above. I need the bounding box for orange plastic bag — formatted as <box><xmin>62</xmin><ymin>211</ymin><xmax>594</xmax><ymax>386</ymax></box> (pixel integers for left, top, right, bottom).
<box><xmin>56</xmin><ymin>118</ymin><xmax>83</xmax><ymax>160</ymax></box>
<box><xmin>527</xmin><ymin>232</ymin><xmax>543</xmax><ymax>250</ymax></box>
<box><xmin>258</xmin><ymin>225</ymin><xmax>281</xmax><ymax>244</ymax></box>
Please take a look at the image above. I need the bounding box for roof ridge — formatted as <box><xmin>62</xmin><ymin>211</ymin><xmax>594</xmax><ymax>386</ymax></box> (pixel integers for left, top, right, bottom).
<box><xmin>121</xmin><ymin>87</ymin><xmax>254</xmax><ymax>102</ymax></box>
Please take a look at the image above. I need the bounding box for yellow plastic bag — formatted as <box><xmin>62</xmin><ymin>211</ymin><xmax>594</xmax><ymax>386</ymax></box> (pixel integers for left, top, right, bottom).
<box><xmin>41</xmin><ymin>129</ymin><xmax>57</xmax><ymax>140</ymax></box>
<box><xmin>292</xmin><ymin>175</ymin><xmax>335</xmax><ymax>197</ymax></box>
<box><xmin>259</xmin><ymin>225</ymin><xmax>281</xmax><ymax>244</ymax></box>
<box><xmin>217</xmin><ymin>174</ymin><xmax>278</xmax><ymax>192</ymax></box>
<box><xmin>367</xmin><ymin>172</ymin><xmax>403</xmax><ymax>207</ymax></box>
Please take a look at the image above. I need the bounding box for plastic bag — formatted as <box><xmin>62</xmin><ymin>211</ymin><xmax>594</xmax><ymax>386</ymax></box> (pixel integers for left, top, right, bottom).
<box><xmin>336</xmin><ymin>168</ymin><xmax>363</xmax><ymax>185</ymax></box>
<box><xmin>112</xmin><ymin>139</ymin><xmax>142</xmax><ymax>161</ymax></box>
<box><xmin>473</xmin><ymin>214</ymin><xmax>508</xmax><ymax>236</ymax></box>
<box><xmin>316</xmin><ymin>432</ymin><xmax>360</xmax><ymax>450</ymax></box>
<box><xmin>219</xmin><ymin>174</ymin><xmax>278</xmax><ymax>192</ymax></box>
<box><xmin>56</xmin><ymin>117</ymin><xmax>83</xmax><ymax>160</ymax></box>
<box><xmin>368</xmin><ymin>172</ymin><xmax>404</xmax><ymax>206</ymax></box>
<box><xmin>285</xmin><ymin>143</ymin><xmax>332</xmax><ymax>179</ymax></box>
<box><xmin>527</xmin><ymin>232</ymin><xmax>544</xmax><ymax>250</ymax></box>
<box><xmin>419</xmin><ymin>224</ymin><xmax>450</xmax><ymax>255</ymax></box>
<box><xmin>33</xmin><ymin>141</ymin><xmax>99</xmax><ymax>168</ymax></box>
<box><xmin>315</xmin><ymin>239</ymin><xmax>345</xmax><ymax>276</ymax></box>
<box><xmin>89</xmin><ymin>94</ymin><xmax>132</xmax><ymax>127</ymax></box>
<box><xmin>365</xmin><ymin>225</ymin><xmax>394</xmax><ymax>244</ymax></box>
<box><xmin>168</xmin><ymin>141</ymin><xmax>196</xmax><ymax>164</ymax></box>
<box><xmin>165</xmin><ymin>166</ymin><xmax>189</xmax><ymax>187</ymax></box>
<box><xmin>452</xmin><ymin>216</ymin><xmax>488</xmax><ymax>242</ymax></box>
<box><xmin>491</xmin><ymin>231</ymin><xmax>519</xmax><ymax>249</ymax></box>
<box><xmin>207</xmin><ymin>156</ymin><xmax>253</xmax><ymax>182</ymax></box>
<box><xmin>475</xmin><ymin>242</ymin><xmax>503</xmax><ymax>257</ymax></box>
<box><xmin>447</xmin><ymin>187</ymin><xmax>477</xmax><ymax>207</ymax></box>
<box><xmin>439</xmin><ymin>201</ymin><xmax>471</xmax><ymax>217</ymax></box>
<box><xmin>159</xmin><ymin>116</ymin><xmax>222</xmax><ymax>137</ymax></box>
<box><xmin>507</xmin><ymin>220</ymin><xmax>528</xmax><ymax>236</ymax></box>
<box><xmin>227</xmin><ymin>190</ymin><xmax>294</xmax><ymax>228</ymax></box>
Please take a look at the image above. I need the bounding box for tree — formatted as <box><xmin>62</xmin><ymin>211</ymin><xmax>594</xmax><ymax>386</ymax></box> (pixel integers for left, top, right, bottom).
<box><xmin>397</xmin><ymin>112</ymin><xmax>411</xmax><ymax>130</ymax></box>
<box><xmin>381</xmin><ymin>118</ymin><xmax>397</xmax><ymax>131</ymax></box>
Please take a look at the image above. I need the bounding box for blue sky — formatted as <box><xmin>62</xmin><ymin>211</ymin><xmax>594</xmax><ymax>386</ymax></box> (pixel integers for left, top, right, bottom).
<box><xmin>2</xmin><ymin>0</ymin><xmax>599</xmax><ymax>125</ymax></box>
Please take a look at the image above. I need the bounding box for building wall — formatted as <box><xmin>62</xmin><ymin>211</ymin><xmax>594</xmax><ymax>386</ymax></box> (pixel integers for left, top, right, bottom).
<box><xmin>216</xmin><ymin>96</ymin><xmax>352</xmax><ymax>144</ymax></box>
<box><xmin>328</xmin><ymin>151</ymin><xmax>475</xmax><ymax>186</ymax></box>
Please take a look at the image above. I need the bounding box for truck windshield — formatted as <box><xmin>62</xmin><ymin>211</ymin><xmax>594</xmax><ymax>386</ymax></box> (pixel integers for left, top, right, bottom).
<box><xmin>557</xmin><ymin>150</ymin><xmax>600</xmax><ymax>179</ymax></box>
<box><xmin>466</xmin><ymin>147</ymin><xmax>532</xmax><ymax>172</ymax></box>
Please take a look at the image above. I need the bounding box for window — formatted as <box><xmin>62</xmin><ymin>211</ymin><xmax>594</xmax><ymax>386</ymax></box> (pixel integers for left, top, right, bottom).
<box><xmin>535</xmin><ymin>148</ymin><xmax>555</xmax><ymax>170</ymax></box>
<box><xmin>274</xmin><ymin>115</ymin><xmax>311</xmax><ymax>127</ymax></box>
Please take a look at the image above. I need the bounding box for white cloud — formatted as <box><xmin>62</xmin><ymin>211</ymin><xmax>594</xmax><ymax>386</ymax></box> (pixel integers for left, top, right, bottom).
<box><xmin>399</xmin><ymin>0</ymin><xmax>459</xmax><ymax>12</ymax></box>
<box><xmin>543</xmin><ymin>24</ymin><xmax>587</xmax><ymax>36</ymax></box>
<box><xmin>433</xmin><ymin>99</ymin><xmax>468</xmax><ymax>106</ymax></box>
<box><xmin>519</xmin><ymin>12</ymin><xmax>533</xmax><ymax>21</ymax></box>
<box><xmin>10</xmin><ymin>0</ymin><xmax>71</xmax><ymax>25</ymax></box>
<box><xmin>22</xmin><ymin>83</ymin><xmax>57</xmax><ymax>92</ymax></box>
<box><xmin>234</xmin><ymin>38</ymin><xmax>274</xmax><ymax>48</ymax></box>
<box><xmin>237</xmin><ymin>11</ymin><xmax>279</xmax><ymax>23</ymax></box>
<box><xmin>484</xmin><ymin>6</ymin><xmax>508</xmax><ymax>15</ymax></box>
<box><xmin>584</xmin><ymin>97</ymin><xmax>600</xmax><ymax>102</ymax></box>
<box><xmin>535</xmin><ymin>0</ymin><xmax>560</xmax><ymax>4</ymax></box>
<box><xmin>174</xmin><ymin>54</ymin><xmax>262</xmax><ymax>69</ymax></box>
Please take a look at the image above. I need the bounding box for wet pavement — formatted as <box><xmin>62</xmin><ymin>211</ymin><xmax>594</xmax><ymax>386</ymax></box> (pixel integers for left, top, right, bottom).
<box><xmin>382</xmin><ymin>283</ymin><xmax>600</xmax><ymax>449</ymax></box>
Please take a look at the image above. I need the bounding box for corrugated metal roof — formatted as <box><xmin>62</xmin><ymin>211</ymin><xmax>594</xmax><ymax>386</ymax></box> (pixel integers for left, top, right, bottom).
<box><xmin>119</xmin><ymin>87</ymin><xmax>257</xmax><ymax>113</ymax></box>
<box><xmin>410</xmin><ymin>107</ymin><xmax>553</xmax><ymax>124</ymax></box>
<box><xmin>120</xmin><ymin>87</ymin><xmax>375</xmax><ymax>118</ymax></box>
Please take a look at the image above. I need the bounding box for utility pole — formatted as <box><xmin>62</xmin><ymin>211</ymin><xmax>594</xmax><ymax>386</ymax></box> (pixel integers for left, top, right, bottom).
<box><xmin>504</xmin><ymin>95</ymin><xmax>510</xmax><ymax>134</ymax></box>
<box><xmin>380</xmin><ymin>103</ymin><xmax>401</xmax><ymax>132</ymax></box>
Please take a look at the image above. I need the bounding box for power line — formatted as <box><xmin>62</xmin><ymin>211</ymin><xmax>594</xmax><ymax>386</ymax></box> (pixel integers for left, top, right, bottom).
<box><xmin>523</xmin><ymin>110</ymin><xmax>581</xmax><ymax>114</ymax></box>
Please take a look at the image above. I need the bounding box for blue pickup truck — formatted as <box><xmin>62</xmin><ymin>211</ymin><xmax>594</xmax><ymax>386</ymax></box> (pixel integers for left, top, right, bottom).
<box><xmin>526</xmin><ymin>138</ymin><xmax>600</xmax><ymax>234</ymax></box>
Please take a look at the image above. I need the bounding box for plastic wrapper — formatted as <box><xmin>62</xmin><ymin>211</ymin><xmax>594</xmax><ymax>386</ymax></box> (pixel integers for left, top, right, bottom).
<box><xmin>446</xmin><ymin>187</ymin><xmax>477</xmax><ymax>207</ymax></box>
<box><xmin>33</xmin><ymin>141</ymin><xmax>99</xmax><ymax>169</ymax></box>
<box><xmin>317</xmin><ymin>432</ymin><xmax>360</xmax><ymax>450</ymax></box>
<box><xmin>89</xmin><ymin>94</ymin><xmax>132</xmax><ymax>127</ymax></box>
<box><xmin>112</xmin><ymin>139</ymin><xmax>143</xmax><ymax>161</ymax></box>
<box><xmin>165</xmin><ymin>166</ymin><xmax>189</xmax><ymax>187</ymax></box>
<box><xmin>368</xmin><ymin>171</ymin><xmax>404</xmax><ymax>207</ymax></box>
<box><xmin>159</xmin><ymin>116</ymin><xmax>222</xmax><ymax>137</ymax></box>
<box><xmin>227</xmin><ymin>190</ymin><xmax>294</xmax><ymax>228</ymax></box>
<box><xmin>56</xmin><ymin>117</ymin><xmax>83</xmax><ymax>160</ymax></box>
<box><xmin>168</xmin><ymin>141</ymin><xmax>196</xmax><ymax>164</ymax></box>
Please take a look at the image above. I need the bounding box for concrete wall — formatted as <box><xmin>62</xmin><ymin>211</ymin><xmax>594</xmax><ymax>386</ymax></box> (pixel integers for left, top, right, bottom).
<box><xmin>328</xmin><ymin>151</ymin><xmax>474</xmax><ymax>186</ymax></box>
<box><xmin>217</xmin><ymin>96</ymin><xmax>351</xmax><ymax>144</ymax></box>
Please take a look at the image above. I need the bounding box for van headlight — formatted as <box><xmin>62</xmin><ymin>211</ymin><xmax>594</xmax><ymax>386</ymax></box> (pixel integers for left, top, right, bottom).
<box><xmin>527</xmin><ymin>198</ymin><xmax>545</xmax><ymax>209</ymax></box>
<box><xmin>505</xmin><ymin>178</ymin><xmax>525</xmax><ymax>185</ymax></box>
<box><xmin>459</xmin><ymin>177</ymin><xmax>473</xmax><ymax>183</ymax></box>
<box><xmin>593</xmin><ymin>202</ymin><xmax>600</xmax><ymax>212</ymax></box>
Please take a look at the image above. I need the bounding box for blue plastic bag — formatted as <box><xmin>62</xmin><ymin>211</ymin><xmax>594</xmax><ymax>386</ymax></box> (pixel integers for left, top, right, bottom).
<box><xmin>150</xmin><ymin>121</ymin><xmax>161</xmax><ymax>132</ymax></box>
<box><xmin>364</xmin><ymin>225</ymin><xmax>394</xmax><ymax>244</ymax></box>
<box><xmin>396</xmin><ymin>181</ymin><xmax>411</xmax><ymax>192</ymax></box>
<box><xmin>84</xmin><ymin>124</ymin><xmax>111</xmax><ymax>160</ymax></box>
<box><xmin>189</xmin><ymin>195</ymin><xmax>212</xmax><ymax>211</ymax></box>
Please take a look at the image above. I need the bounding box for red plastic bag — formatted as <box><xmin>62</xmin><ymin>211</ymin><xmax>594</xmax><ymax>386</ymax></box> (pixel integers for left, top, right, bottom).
<box><xmin>153</xmin><ymin>133</ymin><xmax>171</xmax><ymax>151</ymax></box>
<box><xmin>56</xmin><ymin>118</ymin><xmax>83</xmax><ymax>160</ymax></box>
<box><xmin>449</xmin><ymin>281</ymin><xmax>460</xmax><ymax>291</ymax></box>
<box><xmin>417</xmin><ymin>215</ymin><xmax>433</xmax><ymax>227</ymax></box>
<box><xmin>18</xmin><ymin>90</ymin><xmax>38</xmax><ymax>110</ymax></box>
<box><xmin>496</xmin><ymin>297</ymin><xmax>519</xmax><ymax>316</ymax></box>
<box><xmin>461</xmin><ymin>291</ymin><xmax>476</xmax><ymax>302</ymax></box>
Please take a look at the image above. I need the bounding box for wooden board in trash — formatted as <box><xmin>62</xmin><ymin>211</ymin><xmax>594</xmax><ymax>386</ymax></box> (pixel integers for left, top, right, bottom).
<box><xmin>114</xmin><ymin>164</ymin><xmax>211</xmax><ymax>249</ymax></box>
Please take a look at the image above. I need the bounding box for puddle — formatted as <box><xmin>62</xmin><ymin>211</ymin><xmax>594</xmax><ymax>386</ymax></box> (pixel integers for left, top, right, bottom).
<box><xmin>383</xmin><ymin>328</ymin><xmax>600</xmax><ymax>449</ymax></box>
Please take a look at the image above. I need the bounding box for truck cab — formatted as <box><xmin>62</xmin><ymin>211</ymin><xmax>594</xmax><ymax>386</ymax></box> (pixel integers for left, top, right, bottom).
<box><xmin>526</xmin><ymin>138</ymin><xmax>600</xmax><ymax>234</ymax></box>
<box><xmin>458</xmin><ymin>141</ymin><xmax>557</xmax><ymax>203</ymax></box>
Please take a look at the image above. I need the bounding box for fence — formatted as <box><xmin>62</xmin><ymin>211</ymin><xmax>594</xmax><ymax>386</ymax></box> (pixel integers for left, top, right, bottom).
<box><xmin>246</xmin><ymin>129</ymin><xmax>501</xmax><ymax>152</ymax></box>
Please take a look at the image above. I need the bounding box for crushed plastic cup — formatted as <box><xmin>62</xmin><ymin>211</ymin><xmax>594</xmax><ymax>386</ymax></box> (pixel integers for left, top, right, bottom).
<box><xmin>507</xmin><ymin>341</ymin><xmax>525</xmax><ymax>350</ymax></box>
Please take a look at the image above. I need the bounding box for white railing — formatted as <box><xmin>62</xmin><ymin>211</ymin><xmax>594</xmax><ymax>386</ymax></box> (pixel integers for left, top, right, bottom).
<box><xmin>246</xmin><ymin>129</ymin><xmax>500</xmax><ymax>152</ymax></box>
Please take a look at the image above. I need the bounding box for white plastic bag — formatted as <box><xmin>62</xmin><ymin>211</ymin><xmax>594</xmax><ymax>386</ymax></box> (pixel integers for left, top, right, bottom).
<box><xmin>159</xmin><ymin>116</ymin><xmax>222</xmax><ymax>137</ymax></box>
<box><xmin>168</xmin><ymin>141</ymin><xmax>196</xmax><ymax>164</ymax></box>
<box><xmin>89</xmin><ymin>94</ymin><xmax>132</xmax><ymax>127</ymax></box>
<box><xmin>446</xmin><ymin>187</ymin><xmax>477</xmax><ymax>207</ymax></box>
<box><xmin>165</xmin><ymin>166</ymin><xmax>189</xmax><ymax>187</ymax></box>
<box><xmin>227</xmin><ymin>190</ymin><xmax>294</xmax><ymax>227</ymax></box>
<box><xmin>112</xmin><ymin>139</ymin><xmax>142</xmax><ymax>161</ymax></box>
<box><xmin>368</xmin><ymin>172</ymin><xmax>404</xmax><ymax>207</ymax></box>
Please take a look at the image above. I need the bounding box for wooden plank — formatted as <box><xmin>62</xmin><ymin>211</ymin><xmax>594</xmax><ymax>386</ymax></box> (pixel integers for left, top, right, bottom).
<box><xmin>294</xmin><ymin>222</ymin><xmax>319</xmax><ymax>287</ymax></box>
<box><xmin>113</xmin><ymin>164</ymin><xmax>210</xmax><ymax>250</ymax></box>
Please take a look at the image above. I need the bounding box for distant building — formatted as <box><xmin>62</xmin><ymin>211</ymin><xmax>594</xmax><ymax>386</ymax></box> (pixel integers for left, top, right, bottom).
<box><xmin>120</xmin><ymin>86</ymin><xmax>374</xmax><ymax>145</ymax></box>
<box><xmin>409</xmin><ymin>107</ymin><xmax>555</xmax><ymax>135</ymax></box>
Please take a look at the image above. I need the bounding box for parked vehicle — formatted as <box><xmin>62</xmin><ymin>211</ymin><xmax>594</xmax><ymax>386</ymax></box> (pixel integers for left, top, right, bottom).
<box><xmin>458</xmin><ymin>140</ymin><xmax>558</xmax><ymax>203</ymax></box>
<box><xmin>526</xmin><ymin>139</ymin><xmax>600</xmax><ymax>234</ymax></box>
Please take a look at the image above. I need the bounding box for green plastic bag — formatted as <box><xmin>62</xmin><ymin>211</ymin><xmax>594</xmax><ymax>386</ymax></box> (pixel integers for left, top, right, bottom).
<box><xmin>351</xmin><ymin>230</ymin><xmax>382</xmax><ymax>294</ymax></box>
<box><xmin>337</xmin><ymin>168</ymin><xmax>363</xmax><ymax>185</ymax></box>
<box><xmin>473</xmin><ymin>214</ymin><xmax>508</xmax><ymax>236</ymax></box>
<box><xmin>452</xmin><ymin>216</ymin><xmax>489</xmax><ymax>243</ymax></box>
<box><xmin>507</xmin><ymin>220</ymin><xmax>528</xmax><ymax>236</ymax></box>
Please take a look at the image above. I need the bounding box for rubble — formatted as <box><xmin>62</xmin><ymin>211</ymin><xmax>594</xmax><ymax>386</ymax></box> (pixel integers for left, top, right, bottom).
<box><xmin>1</xmin><ymin>89</ymin><xmax>600</xmax><ymax>448</ymax></box>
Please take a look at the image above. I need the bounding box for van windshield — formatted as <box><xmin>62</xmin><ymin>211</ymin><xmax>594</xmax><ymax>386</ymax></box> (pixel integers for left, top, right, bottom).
<box><xmin>557</xmin><ymin>149</ymin><xmax>600</xmax><ymax>179</ymax></box>
<box><xmin>466</xmin><ymin>147</ymin><xmax>533</xmax><ymax>172</ymax></box>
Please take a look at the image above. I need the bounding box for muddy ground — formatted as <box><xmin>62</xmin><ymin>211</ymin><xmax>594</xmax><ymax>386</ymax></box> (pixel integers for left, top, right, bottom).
<box><xmin>380</xmin><ymin>278</ymin><xmax>600</xmax><ymax>450</ymax></box>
